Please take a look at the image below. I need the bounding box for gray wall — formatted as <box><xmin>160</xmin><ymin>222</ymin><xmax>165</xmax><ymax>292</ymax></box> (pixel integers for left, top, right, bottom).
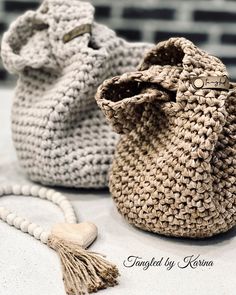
<box><xmin>1</xmin><ymin>0</ymin><xmax>236</xmax><ymax>85</ymax></box>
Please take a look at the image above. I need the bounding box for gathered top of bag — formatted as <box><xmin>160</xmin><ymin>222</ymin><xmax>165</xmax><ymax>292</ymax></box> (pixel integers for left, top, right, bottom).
<box><xmin>97</xmin><ymin>37</ymin><xmax>230</xmax><ymax>134</ymax></box>
<box><xmin>1</xmin><ymin>0</ymin><xmax>152</xmax><ymax>188</ymax></box>
<box><xmin>96</xmin><ymin>37</ymin><xmax>236</xmax><ymax>238</ymax></box>
<box><xmin>1</xmin><ymin>0</ymin><xmax>120</xmax><ymax>73</ymax></box>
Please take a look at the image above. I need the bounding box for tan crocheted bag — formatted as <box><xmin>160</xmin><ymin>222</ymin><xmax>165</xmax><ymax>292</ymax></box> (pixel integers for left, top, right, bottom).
<box><xmin>96</xmin><ymin>38</ymin><xmax>236</xmax><ymax>238</ymax></box>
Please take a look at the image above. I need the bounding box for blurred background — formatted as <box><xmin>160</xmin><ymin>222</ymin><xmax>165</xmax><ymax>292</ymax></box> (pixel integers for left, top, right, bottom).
<box><xmin>1</xmin><ymin>0</ymin><xmax>236</xmax><ymax>86</ymax></box>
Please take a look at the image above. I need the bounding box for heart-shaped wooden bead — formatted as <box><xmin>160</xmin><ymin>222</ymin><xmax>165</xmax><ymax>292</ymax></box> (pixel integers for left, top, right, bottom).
<box><xmin>51</xmin><ymin>222</ymin><xmax>98</xmax><ymax>248</ymax></box>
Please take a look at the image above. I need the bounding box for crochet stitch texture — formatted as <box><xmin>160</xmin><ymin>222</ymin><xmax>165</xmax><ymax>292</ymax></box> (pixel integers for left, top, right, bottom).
<box><xmin>96</xmin><ymin>38</ymin><xmax>236</xmax><ymax>238</ymax></box>
<box><xmin>1</xmin><ymin>0</ymin><xmax>152</xmax><ymax>188</ymax></box>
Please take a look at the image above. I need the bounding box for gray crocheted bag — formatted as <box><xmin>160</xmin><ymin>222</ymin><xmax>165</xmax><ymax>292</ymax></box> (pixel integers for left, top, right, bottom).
<box><xmin>1</xmin><ymin>0</ymin><xmax>152</xmax><ymax>188</ymax></box>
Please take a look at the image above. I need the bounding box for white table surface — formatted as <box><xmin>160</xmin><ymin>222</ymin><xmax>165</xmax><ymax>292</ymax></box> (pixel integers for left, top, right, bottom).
<box><xmin>0</xmin><ymin>88</ymin><xmax>235</xmax><ymax>295</ymax></box>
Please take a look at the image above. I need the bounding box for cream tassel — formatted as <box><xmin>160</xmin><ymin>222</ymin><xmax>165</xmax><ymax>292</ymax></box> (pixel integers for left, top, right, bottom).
<box><xmin>48</xmin><ymin>236</ymin><xmax>119</xmax><ymax>295</ymax></box>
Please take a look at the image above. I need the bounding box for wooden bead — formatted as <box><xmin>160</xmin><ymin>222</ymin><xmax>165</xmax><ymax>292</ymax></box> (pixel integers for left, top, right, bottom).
<box><xmin>0</xmin><ymin>207</ymin><xmax>10</xmax><ymax>221</ymax></box>
<box><xmin>33</xmin><ymin>226</ymin><xmax>44</xmax><ymax>240</ymax></box>
<box><xmin>39</xmin><ymin>187</ymin><xmax>47</xmax><ymax>199</ymax></box>
<box><xmin>61</xmin><ymin>202</ymin><xmax>72</xmax><ymax>211</ymax></box>
<box><xmin>3</xmin><ymin>184</ymin><xmax>12</xmax><ymax>195</ymax></box>
<box><xmin>20</xmin><ymin>220</ymin><xmax>30</xmax><ymax>232</ymax></box>
<box><xmin>28</xmin><ymin>223</ymin><xmax>38</xmax><ymax>235</ymax></box>
<box><xmin>46</xmin><ymin>189</ymin><xmax>54</xmax><ymax>200</ymax></box>
<box><xmin>13</xmin><ymin>216</ymin><xmax>24</xmax><ymax>229</ymax></box>
<box><xmin>56</xmin><ymin>196</ymin><xmax>67</xmax><ymax>205</ymax></box>
<box><xmin>65</xmin><ymin>213</ymin><xmax>77</xmax><ymax>223</ymax></box>
<box><xmin>52</xmin><ymin>192</ymin><xmax>62</xmax><ymax>203</ymax></box>
<box><xmin>6</xmin><ymin>213</ymin><xmax>17</xmax><ymax>225</ymax></box>
<box><xmin>12</xmin><ymin>184</ymin><xmax>21</xmax><ymax>195</ymax></box>
<box><xmin>40</xmin><ymin>231</ymin><xmax>50</xmax><ymax>244</ymax></box>
<box><xmin>21</xmin><ymin>185</ymin><xmax>31</xmax><ymax>196</ymax></box>
<box><xmin>30</xmin><ymin>185</ymin><xmax>40</xmax><ymax>197</ymax></box>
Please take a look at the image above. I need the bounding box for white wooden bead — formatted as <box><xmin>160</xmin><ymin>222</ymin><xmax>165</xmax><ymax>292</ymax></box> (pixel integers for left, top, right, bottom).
<box><xmin>64</xmin><ymin>207</ymin><xmax>77</xmax><ymax>222</ymax></box>
<box><xmin>65</xmin><ymin>214</ymin><xmax>77</xmax><ymax>223</ymax></box>
<box><xmin>62</xmin><ymin>205</ymin><xmax>71</xmax><ymax>211</ymax></box>
<box><xmin>30</xmin><ymin>185</ymin><xmax>40</xmax><ymax>197</ymax></box>
<box><xmin>33</xmin><ymin>226</ymin><xmax>44</xmax><ymax>240</ymax></box>
<box><xmin>61</xmin><ymin>202</ymin><xmax>72</xmax><ymax>211</ymax></box>
<box><xmin>52</xmin><ymin>192</ymin><xmax>62</xmax><ymax>203</ymax></box>
<box><xmin>3</xmin><ymin>184</ymin><xmax>12</xmax><ymax>195</ymax></box>
<box><xmin>46</xmin><ymin>189</ymin><xmax>54</xmax><ymax>200</ymax></box>
<box><xmin>28</xmin><ymin>223</ymin><xmax>38</xmax><ymax>235</ymax></box>
<box><xmin>60</xmin><ymin>200</ymin><xmax>68</xmax><ymax>206</ymax></box>
<box><xmin>40</xmin><ymin>231</ymin><xmax>50</xmax><ymax>244</ymax></box>
<box><xmin>20</xmin><ymin>220</ymin><xmax>30</xmax><ymax>232</ymax></box>
<box><xmin>21</xmin><ymin>185</ymin><xmax>31</xmax><ymax>196</ymax></box>
<box><xmin>65</xmin><ymin>207</ymin><xmax>74</xmax><ymax>213</ymax></box>
<box><xmin>57</xmin><ymin>196</ymin><xmax>67</xmax><ymax>205</ymax></box>
<box><xmin>13</xmin><ymin>216</ymin><xmax>24</xmax><ymax>229</ymax></box>
<box><xmin>39</xmin><ymin>187</ymin><xmax>47</xmax><ymax>199</ymax></box>
<box><xmin>64</xmin><ymin>208</ymin><xmax>74</xmax><ymax>215</ymax></box>
<box><xmin>0</xmin><ymin>208</ymin><xmax>10</xmax><ymax>221</ymax></box>
<box><xmin>65</xmin><ymin>208</ymin><xmax>75</xmax><ymax>215</ymax></box>
<box><xmin>12</xmin><ymin>184</ymin><xmax>21</xmax><ymax>195</ymax></box>
<box><xmin>6</xmin><ymin>213</ymin><xmax>17</xmax><ymax>225</ymax></box>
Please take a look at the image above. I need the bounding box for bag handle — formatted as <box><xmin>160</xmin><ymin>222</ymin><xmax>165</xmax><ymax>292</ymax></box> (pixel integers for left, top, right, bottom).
<box><xmin>1</xmin><ymin>11</ymin><xmax>55</xmax><ymax>74</ymax></box>
<box><xmin>96</xmin><ymin>66</ymin><xmax>180</xmax><ymax>134</ymax></box>
<box><xmin>96</xmin><ymin>38</ymin><xmax>231</xmax><ymax>135</ymax></box>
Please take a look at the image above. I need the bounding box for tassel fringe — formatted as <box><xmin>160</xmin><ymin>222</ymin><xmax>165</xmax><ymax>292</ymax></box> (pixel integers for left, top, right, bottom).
<box><xmin>48</xmin><ymin>235</ymin><xmax>119</xmax><ymax>295</ymax></box>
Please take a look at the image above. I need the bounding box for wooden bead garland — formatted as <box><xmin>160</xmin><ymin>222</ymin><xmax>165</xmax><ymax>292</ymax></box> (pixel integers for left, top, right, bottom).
<box><xmin>0</xmin><ymin>184</ymin><xmax>119</xmax><ymax>295</ymax></box>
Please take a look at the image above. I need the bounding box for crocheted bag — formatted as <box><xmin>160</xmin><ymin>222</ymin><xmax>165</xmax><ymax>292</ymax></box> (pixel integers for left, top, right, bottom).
<box><xmin>96</xmin><ymin>37</ymin><xmax>236</xmax><ymax>238</ymax></box>
<box><xmin>1</xmin><ymin>0</ymin><xmax>152</xmax><ymax>188</ymax></box>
